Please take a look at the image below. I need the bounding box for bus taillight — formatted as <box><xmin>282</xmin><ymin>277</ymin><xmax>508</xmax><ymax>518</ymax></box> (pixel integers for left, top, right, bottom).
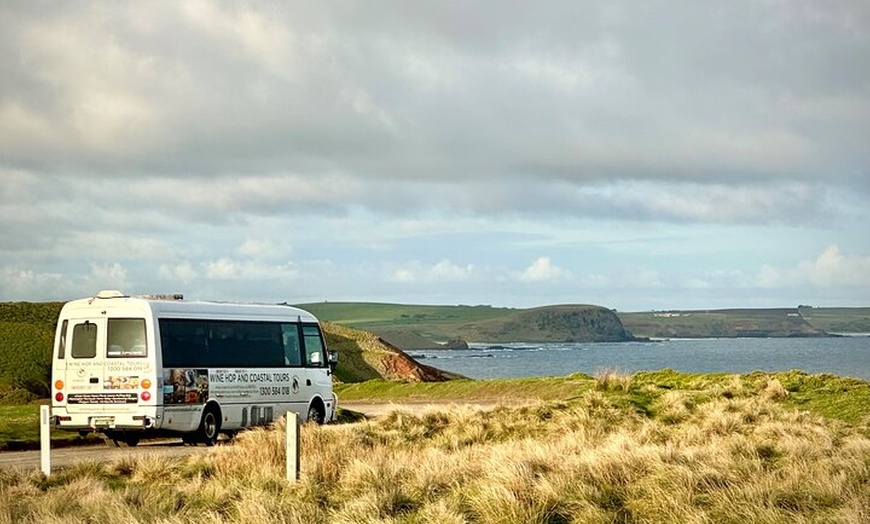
<box><xmin>141</xmin><ymin>379</ymin><xmax>152</xmax><ymax>389</ymax></box>
<box><xmin>55</xmin><ymin>380</ymin><xmax>64</xmax><ymax>390</ymax></box>
<box><xmin>55</xmin><ymin>392</ymin><xmax>64</xmax><ymax>402</ymax></box>
<box><xmin>141</xmin><ymin>391</ymin><xmax>151</xmax><ymax>401</ymax></box>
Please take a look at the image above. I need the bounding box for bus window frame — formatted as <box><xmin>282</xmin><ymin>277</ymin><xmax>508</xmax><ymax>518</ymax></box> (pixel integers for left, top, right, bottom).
<box><xmin>302</xmin><ymin>323</ymin><xmax>326</xmax><ymax>368</ymax></box>
<box><xmin>71</xmin><ymin>321</ymin><xmax>98</xmax><ymax>359</ymax></box>
<box><xmin>57</xmin><ymin>319</ymin><xmax>68</xmax><ymax>360</ymax></box>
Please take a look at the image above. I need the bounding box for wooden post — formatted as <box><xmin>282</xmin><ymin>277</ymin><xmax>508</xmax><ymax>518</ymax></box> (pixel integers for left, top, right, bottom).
<box><xmin>286</xmin><ymin>411</ymin><xmax>299</xmax><ymax>481</ymax></box>
<box><xmin>40</xmin><ymin>405</ymin><xmax>51</xmax><ymax>476</ymax></box>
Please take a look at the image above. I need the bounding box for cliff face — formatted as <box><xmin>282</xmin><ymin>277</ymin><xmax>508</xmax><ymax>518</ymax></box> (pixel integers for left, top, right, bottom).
<box><xmin>322</xmin><ymin>322</ymin><xmax>459</xmax><ymax>383</ymax></box>
<box><xmin>463</xmin><ymin>305</ymin><xmax>635</xmax><ymax>343</ymax></box>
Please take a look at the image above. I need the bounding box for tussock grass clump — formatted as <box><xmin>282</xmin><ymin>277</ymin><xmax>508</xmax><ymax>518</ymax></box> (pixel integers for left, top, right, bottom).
<box><xmin>594</xmin><ymin>368</ymin><xmax>632</xmax><ymax>393</ymax></box>
<box><xmin>1</xmin><ymin>372</ymin><xmax>869</xmax><ymax>523</ymax></box>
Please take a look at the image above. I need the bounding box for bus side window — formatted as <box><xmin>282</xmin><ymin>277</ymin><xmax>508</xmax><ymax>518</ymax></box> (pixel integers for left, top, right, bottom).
<box><xmin>282</xmin><ymin>324</ymin><xmax>302</xmax><ymax>366</ymax></box>
<box><xmin>302</xmin><ymin>324</ymin><xmax>325</xmax><ymax>367</ymax></box>
<box><xmin>71</xmin><ymin>322</ymin><xmax>98</xmax><ymax>359</ymax></box>
<box><xmin>58</xmin><ymin>319</ymin><xmax>68</xmax><ymax>359</ymax></box>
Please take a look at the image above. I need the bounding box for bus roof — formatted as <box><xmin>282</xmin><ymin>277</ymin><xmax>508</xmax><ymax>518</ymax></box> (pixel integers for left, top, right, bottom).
<box><xmin>60</xmin><ymin>291</ymin><xmax>319</xmax><ymax>323</ymax></box>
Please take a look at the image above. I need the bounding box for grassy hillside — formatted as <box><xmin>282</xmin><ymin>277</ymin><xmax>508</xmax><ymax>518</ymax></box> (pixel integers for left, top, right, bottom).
<box><xmin>300</xmin><ymin>302</ymin><xmax>635</xmax><ymax>345</ymax></box>
<box><xmin>799</xmin><ymin>306</ymin><xmax>870</xmax><ymax>333</ymax></box>
<box><xmin>322</xmin><ymin>322</ymin><xmax>460</xmax><ymax>383</ymax></box>
<box><xmin>465</xmin><ymin>305</ymin><xmax>631</xmax><ymax>342</ymax></box>
<box><xmin>299</xmin><ymin>302</ymin><xmax>513</xmax><ymax>340</ymax></box>
<box><xmin>0</xmin><ymin>302</ymin><xmax>63</xmax><ymax>399</ymax></box>
<box><xmin>1</xmin><ymin>370</ymin><xmax>868</xmax><ymax>523</ymax></box>
<box><xmin>618</xmin><ymin>308</ymin><xmax>828</xmax><ymax>339</ymax></box>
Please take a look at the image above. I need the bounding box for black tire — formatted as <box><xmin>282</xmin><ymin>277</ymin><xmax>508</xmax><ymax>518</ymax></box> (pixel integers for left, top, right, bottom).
<box><xmin>105</xmin><ymin>431</ymin><xmax>140</xmax><ymax>447</ymax></box>
<box><xmin>123</xmin><ymin>433</ymin><xmax>141</xmax><ymax>447</ymax></box>
<box><xmin>181</xmin><ymin>434</ymin><xmax>197</xmax><ymax>446</ymax></box>
<box><xmin>104</xmin><ymin>431</ymin><xmax>122</xmax><ymax>447</ymax></box>
<box><xmin>197</xmin><ymin>405</ymin><xmax>221</xmax><ymax>446</ymax></box>
<box><xmin>307</xmin><ymin>402</ymin><xmax>325</xmax><ymax>425</ymax></box>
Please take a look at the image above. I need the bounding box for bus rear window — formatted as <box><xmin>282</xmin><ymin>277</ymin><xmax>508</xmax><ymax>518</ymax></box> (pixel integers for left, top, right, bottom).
<box><xmin>71</xmin><ymin>322</ymin><xmax>98</xmax><ymax>359</ymax></box>
<box><xmin>108</xmin><ymin>318</ymin><xmax>147</xmax><ymax>357</ymax></box>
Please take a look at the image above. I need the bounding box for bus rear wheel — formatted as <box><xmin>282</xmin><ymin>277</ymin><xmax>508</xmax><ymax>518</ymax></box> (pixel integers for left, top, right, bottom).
<box><xmin>307</xmin><ymin>402</ymin><xmax>325</xmax><ymax>425</ymax></box>
<box><xmin>105</xmin><ymin>431</ymin><xmax>140</xmax><ymax>447</ymax></box>
<box><xmin>197</xmin><ymin>405</ymin><xmax>221</xmax><ymax>446</ymax></box>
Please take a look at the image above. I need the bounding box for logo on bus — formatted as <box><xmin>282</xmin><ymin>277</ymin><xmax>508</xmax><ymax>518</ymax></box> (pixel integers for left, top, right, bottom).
<box><xmin>291</xmin><ymin>376</ymin><xmax>300</xmax><ymax>394</ymax></box>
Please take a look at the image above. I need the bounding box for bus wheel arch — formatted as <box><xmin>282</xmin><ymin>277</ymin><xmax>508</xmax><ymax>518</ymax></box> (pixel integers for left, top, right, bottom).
<box><xmin>198</xmin><ymin>403</ymin><xmax>222</xmax><ymax>446</ymax></box>
<box><xmin>307</xmin><ymin>397</ymin><xmax>325</xmax><ymax>425</ymax></box>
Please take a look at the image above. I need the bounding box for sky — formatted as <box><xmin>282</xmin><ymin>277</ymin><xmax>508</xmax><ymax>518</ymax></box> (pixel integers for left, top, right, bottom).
<box><xmin>1</xmin><ymin>1</ymin><xmax>868</xmax><ymax>312</ymax></box>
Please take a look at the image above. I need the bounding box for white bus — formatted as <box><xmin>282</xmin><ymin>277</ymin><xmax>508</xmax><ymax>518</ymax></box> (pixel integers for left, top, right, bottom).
<box><xmin>51</xmin><ymin>290</ymin><xmax>338</xmax><ymax>446</ymax></box>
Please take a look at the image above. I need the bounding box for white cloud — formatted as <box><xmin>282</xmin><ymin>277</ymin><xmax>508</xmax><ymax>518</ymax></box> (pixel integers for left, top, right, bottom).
<box><xmin>759</xmin><ymin>245</ymin><xmax>870</xmax><ymax>288</ymax></box>
<box><xmin>203</xmin><ymin>258</ymin><xmax>298</xmax><ymax>281</ymax></box>
<box><xmin>158</xmin><ymin>262</ymin><xmax>198</xmax><ymax>283</ymax></box>
<box><xmin>801</xmin><ymin>245</ymin><xmax>870</xmax><ymax>287</ymax></box>
<box><xmin>391</xmin><ymin>268</ymin><xmax>416</xmax><ymax>283</ymax></box>
<box><xmin>520</xmin><ymin>257</ymin><xmax>565</xmax><ymax>282</ymax></box>
<box><xmin>390</xmin><ymin>260</ymin><xmax>476</xmax><ymax>283</ymax></box>
<box><xmin>236</xmin><ymin>239</ymin><xmax>287</xmax><ymax>259</ymax></box>
<box><xmin>0</xmin><ymin>267</ymin><xmax>64</xmax><ymax>299</ymax></box>
<box><xmin>85</xmin><ymin>263</ymin><xmax>131</xmax><ymax>294</ymax></box>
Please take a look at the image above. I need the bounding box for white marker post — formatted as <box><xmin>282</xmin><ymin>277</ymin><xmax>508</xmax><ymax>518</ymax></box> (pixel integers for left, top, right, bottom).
<box><xmin>285</xmin><ymin>411</ymin><xmax>300</xmax><ymax>481</ymax></box>
<box><xmin>40</xmin><ymin>405</ymin><xmax>51</xmax><ymax>476</ymax></box>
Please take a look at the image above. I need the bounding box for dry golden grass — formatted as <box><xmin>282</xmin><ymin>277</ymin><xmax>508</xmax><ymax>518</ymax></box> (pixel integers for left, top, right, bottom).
<box><xmin>1</xmin><ymin>376</ymin><xmax>869</xmax><ymax>523</ymax></box>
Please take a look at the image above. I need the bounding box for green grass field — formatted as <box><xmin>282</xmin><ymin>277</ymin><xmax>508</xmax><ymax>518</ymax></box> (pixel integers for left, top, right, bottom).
<box><xmin>798</xmin><ymin>306</ymin><xmax>870</xmax><ymax>333</ymax></box>
<box><xmin>0</xmin><ymin>404</ymin><xmax>102</xmax><ymax>451</ymax></box>
<box><xmin>299</xmin><ymin>302</ymin><xmax>515</xmax><ymax>340</ymax></box>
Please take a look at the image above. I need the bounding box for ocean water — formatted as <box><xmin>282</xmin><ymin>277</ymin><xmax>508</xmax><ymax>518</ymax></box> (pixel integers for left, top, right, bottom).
<box><xmin>409</xmin><ymin>336</ymin><xmax>870</xmax><ymax>381</ymax></box>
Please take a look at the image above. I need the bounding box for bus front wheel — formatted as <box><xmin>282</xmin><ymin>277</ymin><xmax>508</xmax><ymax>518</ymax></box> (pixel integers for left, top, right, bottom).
<box><xmin>197</xmin><ymin>405</ymin><xmax>221</xmax><ymax>446</ymax></box>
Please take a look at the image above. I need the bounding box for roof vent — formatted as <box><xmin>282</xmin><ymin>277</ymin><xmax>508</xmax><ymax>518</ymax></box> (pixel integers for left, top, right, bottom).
<box><xmin>95</xmin><ymin>290</ymin><xmax>127</xmax><ymax>299</ymax></box>
<box><xmin>139</xmin><ymin>293</ymin><xmax>184</xmax><ymax>301</ymax></box>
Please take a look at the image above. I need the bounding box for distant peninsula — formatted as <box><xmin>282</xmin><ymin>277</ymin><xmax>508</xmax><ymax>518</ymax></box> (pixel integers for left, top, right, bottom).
<box><xmin>297</xmin><ymin>302</ymin><xmax>870</xmax><ymax>350</ymax></box>
<box><xmin>298</xmin><ymin>303</ymin><xmax>641</xmax><ymax>348</ymax></box>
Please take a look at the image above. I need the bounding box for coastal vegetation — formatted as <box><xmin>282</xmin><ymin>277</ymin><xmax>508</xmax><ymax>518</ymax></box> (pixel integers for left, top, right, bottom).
<box><xmin>1</xmin><ymin>370</ymin><xmax>869</xmax><ymax>523</ymax></box>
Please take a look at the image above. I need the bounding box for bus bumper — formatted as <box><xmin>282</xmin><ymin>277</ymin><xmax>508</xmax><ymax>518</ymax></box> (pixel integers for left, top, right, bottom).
<box><xmin>52</xmin><ymin>410</ymin><xmax>158</xmax><ymax>432</ymax></box>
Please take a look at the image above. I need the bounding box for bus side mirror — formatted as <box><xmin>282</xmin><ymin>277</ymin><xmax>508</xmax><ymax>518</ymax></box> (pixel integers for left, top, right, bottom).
<box><xmin>328</xmin><ymin>351</ymin><xmax>338</xmax><ymax>372</ymax></box>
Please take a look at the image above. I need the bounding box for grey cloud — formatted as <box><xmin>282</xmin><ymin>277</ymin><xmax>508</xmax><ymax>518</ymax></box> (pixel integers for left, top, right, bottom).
<box><xmin>1</xmin><ymin>1</ymin><xmax>867</xmax><ymax>190</ymax></box>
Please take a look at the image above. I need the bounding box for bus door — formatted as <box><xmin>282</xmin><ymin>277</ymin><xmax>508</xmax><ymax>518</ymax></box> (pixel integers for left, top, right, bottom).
<box><xmin>301</xmin><ymin>324</ymin><xmax>332</xmax><ymax>414</ymax></box>
<box><xmin>62</xmin><ymin>317</ymin><xmax>149</xmax><ymax>416</ymax></box>
<box><xmin>61</xmin><ymin>317</ymin><xmax>106</xmax><ymax>414</ymax></box>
